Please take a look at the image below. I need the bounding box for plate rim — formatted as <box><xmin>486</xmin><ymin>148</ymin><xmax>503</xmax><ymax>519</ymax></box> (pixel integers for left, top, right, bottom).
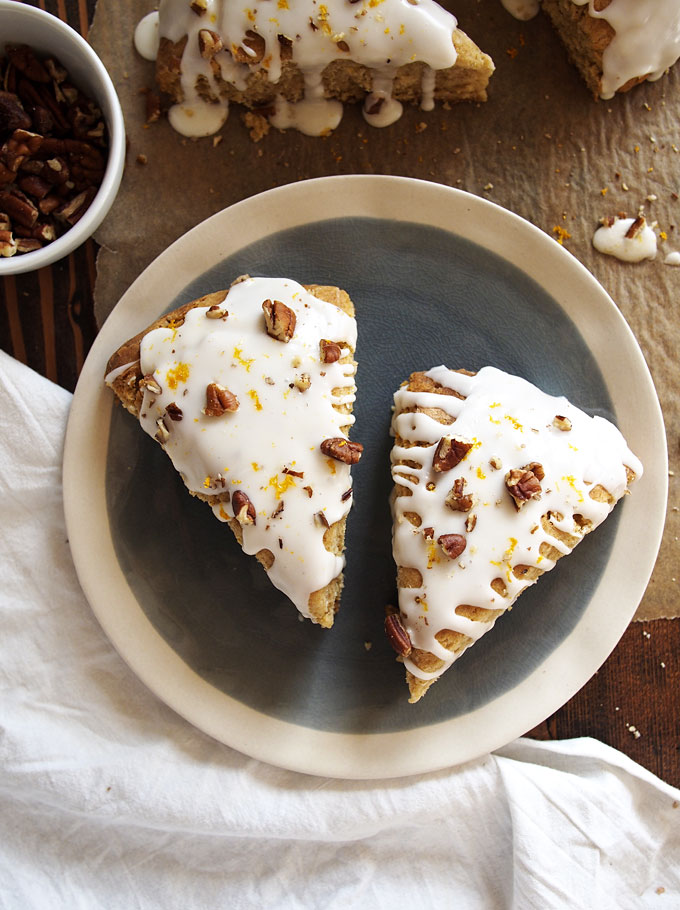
<box><xmin>63</xmin><ymin>175</ymin><xmax>667</xmax><ymax>779</ymax></box>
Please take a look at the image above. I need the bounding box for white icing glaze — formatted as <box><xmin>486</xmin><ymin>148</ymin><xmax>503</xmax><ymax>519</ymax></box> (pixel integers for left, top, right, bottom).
<box><xmin>390</xmin><ymin>365</ymin><xmax>641</xmax><ymax>682</ymax></box>
<box><xmin>150</xmin><ymin>0</ymin><xmax>459</xmax><ymax>136</ymax></box>
<box><xmin>592</xmin><ymin>216</ymin><xmax>657</xmax><ymax>262</ymax></box>
<box><xmin>664</xmin><ymin>251</ymin><xmax>680</xmax><ymax>266</ymax></box>
<box><xmin>118</xmin><ymin>277</ymin><xmax>358</xmax><ymax>620</ymax></box>
<box><xmin>134</xmin><ymin>11</ymin><xmax>160</xmax><ymax>62</ymax></box>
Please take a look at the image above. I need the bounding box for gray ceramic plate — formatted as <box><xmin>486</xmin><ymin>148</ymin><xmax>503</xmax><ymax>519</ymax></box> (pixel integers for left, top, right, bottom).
<box><xmin>63</xmin><ymin>176</ymin><xmax>666</xmax><ymax>779</ymax></box>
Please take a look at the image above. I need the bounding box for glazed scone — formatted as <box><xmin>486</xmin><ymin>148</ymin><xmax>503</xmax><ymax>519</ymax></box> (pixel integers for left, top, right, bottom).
<box><xmin>388</xmin><ymin>366</ymin><xmax>642</xmax><ymax>702</ymax></box>
<box><xmin>138</xmin><ymin>0</ymin><xmax>494</xmax><ymax>137</ymax></box>
<box><xmin>105</xmin><ymin>277</ymin><xmax>361</xmax><ymax>629</ymax></box>
<box><xmin>513</xmin><ymin>0</ymin><xmax>680</xmax><ymax>99</ymax></box>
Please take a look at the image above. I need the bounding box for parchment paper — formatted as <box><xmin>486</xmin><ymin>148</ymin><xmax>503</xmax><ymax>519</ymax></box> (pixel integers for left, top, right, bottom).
<box><xmin>90</xmin><ymin>0</ymin><xmax>678</xmax><ymax>621</ymax></box>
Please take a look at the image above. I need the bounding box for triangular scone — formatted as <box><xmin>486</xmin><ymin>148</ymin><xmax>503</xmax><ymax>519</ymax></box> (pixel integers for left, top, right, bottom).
<box><xmin>105</xmin><ymin>277</ymin><xmax>361</xmax><ymax>628</ymax></box>
<box><xmin>541</xmin><ymin>0</ymin><xmax>680</xmax><ymax>99</ymax></box>
<box><xmin>152</xmin><ymin>0</ymin><xmax>494</xmax><ymax>137</ymax></box>
<box><xmin>388</xmin><ymin>366</ymin><xmax>642</xmax><ymax>702</ymax></box>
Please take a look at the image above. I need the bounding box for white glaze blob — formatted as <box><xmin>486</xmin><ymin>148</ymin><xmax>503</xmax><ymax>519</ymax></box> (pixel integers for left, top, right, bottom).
<box><xmin>134</xmin><ymin>10</ymin><xmax>160</xmax><ymax>62</ymax></box>
<box><xmin>390</xmin><ymin>365</ymin><xmax>641</xmax><ymax>681</ymax></box>
<box><xmin>592</xmin><ymin>216</ymin><xmax>657</xmax><ymax>262</ymax></box>
<box><xmin>664</xmin><ymin>251</ymin><xmax>680</xmax><ymax>266</ymax></box>
<box><xmin>151</xmin><ymin>0</ymin><xmax>459</xmax><ymax>136</ymax></box>
<box><xmin>132</xmin><ymin>278</ymin><xmax>358</xmax><ymax>620</ymax></box>
<box><xmin>500</xmin><ymin>0</ymin><xmax>540</xmax><ymax>21</ymax></box>
<box><xmin>572</xmin><ymin>0</ymin><xmax>680</xmax><ymax>99</ymax></box>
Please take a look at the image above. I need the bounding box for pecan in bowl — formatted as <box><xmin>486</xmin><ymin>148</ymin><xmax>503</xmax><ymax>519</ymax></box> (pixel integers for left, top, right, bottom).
<box><xmin>0</xmin><ymin>3</ymin><xmax>125</xmax><ymax>274</ymax></box>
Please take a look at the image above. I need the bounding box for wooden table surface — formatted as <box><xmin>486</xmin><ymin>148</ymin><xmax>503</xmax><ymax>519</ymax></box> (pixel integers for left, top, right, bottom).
<box><xmin>2</xmin><ymin>0</ymin><xmax>678</xmax><ymax>789</ymax></box>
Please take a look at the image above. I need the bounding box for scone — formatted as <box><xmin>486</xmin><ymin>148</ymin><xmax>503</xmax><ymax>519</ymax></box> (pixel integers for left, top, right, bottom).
<box><xmin>541</xmin><ymin>0</ymin><xmax>680</xmax><ymax>99</ymax></box>
<box><xmin>105</xmin><ymin>276</ymin><xmax>361</xmax><ymax>628</ymax></box>
<box><xmin>388</xmin><ymin>365</ymin><xmax>642</xmax><ymax>702</ymax></box>
<box><xmin>149</xmin><ymin>0</ymin><xmax>495</xmax><ymax>136</ymax></box>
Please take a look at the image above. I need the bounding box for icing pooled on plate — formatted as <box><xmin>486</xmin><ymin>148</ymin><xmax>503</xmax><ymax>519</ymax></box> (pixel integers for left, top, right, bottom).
<box><xmin>390</xmin><ymin>365</ymin><xmax>641</xmax><ymax>694</ymax></box>
<box><xmin>113</xmin><ymin>277</ymin><xmax>359</xmax><ymax>621</ymax></box>
<box><xmin>137</xmin><ymin>0</ymin><xmax>459</xmax><ymax>136</ymax></box>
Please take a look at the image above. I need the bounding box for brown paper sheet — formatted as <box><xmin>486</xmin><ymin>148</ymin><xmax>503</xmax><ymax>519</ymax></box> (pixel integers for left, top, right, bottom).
<box><xmin>90</xmin><ymin>0</ymin><xmax>678</xmax><ymax>620</ymax></box>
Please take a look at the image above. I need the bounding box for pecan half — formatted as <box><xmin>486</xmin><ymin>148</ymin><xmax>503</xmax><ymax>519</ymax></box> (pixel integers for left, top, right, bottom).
<box><xmin>262</xmin><ymin>298</ymin><xmax>296</xmax><ymax>342</ymax></box>
<box><xmin>432</xmin><ymin>436</ymin><xmax>473</xmax><ymax>472</ymax></box>
<box><xmin>232</xmin><ymin>490</ymin><xmax>256</xmax><ymax>525</ymax></box>
<box><xmin>320</xmin><ymin>437</ymin><xmax>363</xmax><ymax>464</ymax></box>
<box><xmin>505</xmin><ymin>464</ymin><xmax>543</xmax><ymax>510</ymax></box>
<box><xmin>437</xmin><ymin>533</ymin><xmax>467</xmax><ymax>560</ymax></box>
<box><xmin>385</xmin><ymin>612</ymin><xmax>412</xmax><ymax>658</ymax></box>
<box><xmin>445</xmin><ymin>477</ymin><xmax>473</xmax><ymax>512</ymax></box>
<box><xmin>203</xmin><ymin>382</ymin><xmax>239</xmax><ymax>416</ymax></box>
<box><xmin>320</xmin><ymin>339</ymin><xmax>341</xmax><ymax>363</ymax></box>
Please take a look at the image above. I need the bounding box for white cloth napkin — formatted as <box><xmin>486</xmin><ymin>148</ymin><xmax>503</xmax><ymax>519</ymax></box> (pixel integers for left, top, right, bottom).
<box><xmin>1</xmin><ymin>349</ymin><xmax>678</xmax><ymax>910</ymax></box>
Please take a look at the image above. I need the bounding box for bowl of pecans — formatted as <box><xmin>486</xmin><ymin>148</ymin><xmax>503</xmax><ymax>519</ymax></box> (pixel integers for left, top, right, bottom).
<box><xmin>0</xmin><ymin>1</ymin><xmax>125</xmax><ymax>274</ymax></box>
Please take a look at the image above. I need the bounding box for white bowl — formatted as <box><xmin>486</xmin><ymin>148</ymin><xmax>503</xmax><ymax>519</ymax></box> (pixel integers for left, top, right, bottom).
<box><xmin>0</xmin><ymin>1</ymin><xmax>125</xmax><ymax>275</ymax></box>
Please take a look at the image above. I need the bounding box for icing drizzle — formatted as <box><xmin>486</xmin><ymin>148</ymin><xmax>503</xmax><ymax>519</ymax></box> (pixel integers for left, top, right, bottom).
<box><xmin>136</xmin><ymin>0</ymin><xmax>459</xmax><ymax>136</ymax></box>
<box><xmin>120</xmin><ymin>277</ymin><xmax>358</xmax><ymax>621</ymax></box>
<box><xmin>390</xmin><ymin>366</ymin><xmax>642</xmax><ymax>682</ymax></box>
<box><xmin>502</xmin><ymin>0</ymin><xmax>680</xmax><ymax>98</ymax></box>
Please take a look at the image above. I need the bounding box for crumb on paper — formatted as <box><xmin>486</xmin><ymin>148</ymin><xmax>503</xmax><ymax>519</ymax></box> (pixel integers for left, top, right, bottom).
<box><xmin>364</xmin><ymin>641</ymin><xmax>372</xmax><ymax>651</ymax></box>
<box><xmin>552</xmin><ymin>225</ymin><xmax>571</xmax><ymax>245</ymax></box>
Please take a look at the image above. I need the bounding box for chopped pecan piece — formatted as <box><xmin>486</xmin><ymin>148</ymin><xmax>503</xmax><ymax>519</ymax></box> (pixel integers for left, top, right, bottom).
<box><xmin>505</xmin><ymin>464</ymin><xmax>543</xmax><ymax>510</ymax></box>
<box><xmin>437</xmin><ymin>533</ymin><xmax>467</xmax><ymax>560</ymax></box>
<box><xmin>205</xmin><ymin>303</ymin><xmax>228</xmax><ymax>319</ymax></box>
<box><xmin>0</xmin><ymin>230</ymin><xmax>17</xmax><ymax>257</ymax></box>
<box><xmin>320</xmin><ymin>437</ymin><xmax>363</xmax><ymax>464</ymax></box>
<box><xmin>139</xmin><ymin>373</ymin><xmax>162</xmax><ymax>396</ymax></box>
<box><xmin>232</xmin><ymin>490</ymin><xmax>256</xmax><ymax>525</ymax></box>
<box><xmin>198</xmin><ymin>29</ymin><xmax>223</xmax><ymax>59</ymax></box>
<box><xmin>384</xmin><ymin>611</ymin><xmax>412</xmax><ymax>658</ymax></box>
<box><xmin>0</xmin><ymin>188</ymin><xmax>38</xmax><ymax>228</ymax></box>
<box><xmin>552</xmin><ymin>415</ymin><xmax>572</xmax><ymax>432</ymax></box>
<box><xmin>293</xmin><ymin>373</ymin><xmax>311</xmax><ymax>392</ymax></box>
<box><xmin>262</xmin><ymin>298</ymin><xmax>296</xmax><ymax>342</ymax></box>
<box><xmin>320</xmin><ymin>339</ymin><xmax>341</xmax><ymax>363</ymax></box>
<box><xmin>432</xmin><ymin>436</ymin><xmax>472</xmax><ymax>472</ymax></box>
<box><xmin>165</xmin><ymin>402</ymin><xmax>183</xmax><ymax>421</ymax></box>
<box><xmin>190</xmin><ymin>0</ymin><xmax>208</xmax><ymax>13</ymax></box>
<box><xmin>314</xmin><ymin>510</ymin><xmax>330</xmax><ymax>529</ymax></box>
<box><xmin>203</xmin><ymin>382</ymin><xmax>239</xmax><ymax>416</ymax></box>
<box><xmin>155</xmin><ymin>417</ymin><xmax>170</xmax><ymax>444</ymax></box>
<box><xmin>445</xmin><ymin>477</ymin><xmax>473</xmax><ymax>512</ymax></box>
<box><xmin>625</xmin><ymin>216</ymin><xmax>645</xmax><ymax>239</ymax></box>
<box><xmin>0</xmin><ymin>92</ymin><xmax>32</xmax><ymax>133</ymax></box>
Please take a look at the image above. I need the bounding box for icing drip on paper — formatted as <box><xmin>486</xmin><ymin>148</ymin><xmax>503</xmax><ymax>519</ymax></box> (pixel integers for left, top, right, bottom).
<box><xmin>592</xmin><ymin>216</ymin><xmax>657</xmax><ymax>262</ymax></box>
<box><xmin>390</xmin><ymin>365</ymin><xmax>641</xmax><ymax>682</ymax></box>
<box><xmin>118</xmin><ymin>277</ymin><xmax>358</xmax><ymax>620</ymax></box>
<box><xmin>139</xmin><ymin>0</ymin><xmax>459</xmax><ymax>136</ymax></box>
